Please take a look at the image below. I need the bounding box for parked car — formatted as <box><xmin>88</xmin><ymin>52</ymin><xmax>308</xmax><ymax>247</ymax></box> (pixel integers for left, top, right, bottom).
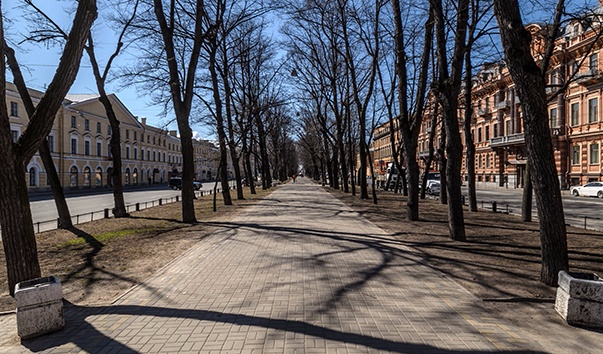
<box><xmin>570</xmin><ymin>182</ymin><xmax>603</xmax><ymax>198</ymax></box>
<box><xmin>169</xmin><ymin>177</ymin><xmax>202</xmax><ymax>190</ymax></box>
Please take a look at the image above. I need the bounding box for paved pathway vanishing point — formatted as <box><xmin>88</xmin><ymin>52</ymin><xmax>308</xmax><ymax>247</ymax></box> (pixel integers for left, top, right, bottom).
<box><xmin>0</xmin><ymin>178</ymin><xmax>592</xmax><ymax>353</ymax></box>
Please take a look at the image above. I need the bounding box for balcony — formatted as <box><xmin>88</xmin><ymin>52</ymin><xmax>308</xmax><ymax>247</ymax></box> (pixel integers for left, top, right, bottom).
<box><xmin>496</xmin><ymin>100</ymin><xmax>510</xmax><ymax>110</ymax></box>
<box><xmin>418</xmin><ymin>150</ymin><xmax>430</xmax><ymax>159</ymax></box>
<box><xmin>576</xmin><ymin>69</ymin><xmax>602</xmax><ymax>86</ymax></box>
<box><xmin>489</xmin><ymin>133</ymin><xmax>525</xmax><ymax>148</ymax></box>
<box><xmin>477</xmin><ymin>107</ymin><xmax>492</xmax><ymax>117</ymax></box>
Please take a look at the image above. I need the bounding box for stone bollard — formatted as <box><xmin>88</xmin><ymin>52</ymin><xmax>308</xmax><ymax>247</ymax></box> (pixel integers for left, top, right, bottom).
<box><xmin>159</xmin><ymin>198</ymin><xmax>162</xmax><ymax>206</ymax></box>
<box><xmin>136</xmin><ymin>203</ymin><xmax>140</xmax><ymax>211</ymax></box>
<box><xmin>555</xmin><ymin>271</ymin><xmax>603</xmax><ymax>327</ymax></box>
<box><xmin>104</xmin><ymin>208</ymin><xmax>109</xmax><ymax>219</ymax></box>
<box><xmin>15</xmin><ymin>276</ymin><xmax>64</xmax><ymax>339</ymax></box>
<box><xmin>492</xmin><ymin>201</ymin><xmax>497</xmax><ymax>213</ymax></box>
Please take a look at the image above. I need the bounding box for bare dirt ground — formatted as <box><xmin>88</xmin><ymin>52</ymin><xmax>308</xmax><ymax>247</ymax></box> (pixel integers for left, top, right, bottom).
<box><xmin>327</xmin><ymin>187</ymin><xmax>603</xmax><ymax>352</ymax></box>
<box><xmin>0</xmin><ymin>187</ymin><xmax>273</xmax><ymax>313</ymax></box>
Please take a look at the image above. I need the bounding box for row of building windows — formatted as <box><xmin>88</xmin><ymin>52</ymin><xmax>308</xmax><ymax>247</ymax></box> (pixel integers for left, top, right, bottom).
<box><xmin>66</xmin><ymin>137</ymin><xmax>182</xmax><ymax>164</ymax></box>
<box><xmin>27</xmin><ymin>165</ymin><xmax>168</xmax><ymax>188</ymax></box>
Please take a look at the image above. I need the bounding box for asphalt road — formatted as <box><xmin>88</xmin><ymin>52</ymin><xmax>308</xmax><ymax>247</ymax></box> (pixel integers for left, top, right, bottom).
<box><xmin>470</xmin><ymin>187</ymin><xmax>603</xmax><ymax>231</ymax></box>
<box><xmin>28</xmin><ymin>181</ymin><xmax>236</xmax><ymax>232</ymax></box>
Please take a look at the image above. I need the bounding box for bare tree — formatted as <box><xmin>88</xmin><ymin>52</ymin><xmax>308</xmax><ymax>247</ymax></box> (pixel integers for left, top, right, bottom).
<box><xmin>492</xmin><ymin>0</ymin><xmax>568</xmax><ymax>285</ymax></box>
<box><xmin>0</xmin><ymin>0</ymin><xmax>97</xmax><ymax>296</ymax></box>
<box><xmin>430</xmin><ymin>0</ymin><xmax>470</xmax><ymax>241</ymax></box>
<box><xmin>391</xmin><ymin>0</ymin><xmax>433</xmax><ymax>219</ymax></box>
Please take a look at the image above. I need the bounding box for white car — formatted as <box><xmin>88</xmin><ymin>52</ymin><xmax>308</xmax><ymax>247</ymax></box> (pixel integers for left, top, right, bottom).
<box><xmin>570</xmin><ymin>182</ymin><xmax>603</xmax><ymax>198</ymax></box>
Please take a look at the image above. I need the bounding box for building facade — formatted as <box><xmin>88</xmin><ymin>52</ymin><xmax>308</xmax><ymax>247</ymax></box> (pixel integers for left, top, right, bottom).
<box><xmin>7</xmin><ymin>83</ymin><xmax>188</xmax><ymax>191</ymax></box>
<box><xmin>374</xmin><ymin>4</ymin><xmax>603</xmax><ymax>190</ymax></box>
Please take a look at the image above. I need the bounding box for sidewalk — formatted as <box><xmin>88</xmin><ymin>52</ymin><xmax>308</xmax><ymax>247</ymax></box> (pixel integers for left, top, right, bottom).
<box><xmin>0</xmin><ymin>178</ymin><xmax>559</xmax><ymax>353</ymax></box>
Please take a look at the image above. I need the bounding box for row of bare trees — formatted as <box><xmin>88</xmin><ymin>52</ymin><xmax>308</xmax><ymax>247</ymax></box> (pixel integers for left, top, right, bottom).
<box><xmin>292</xmin><ymin>0</ymin><xmax>592</xmax><ymax>287</ymax></box>
<box><xmin>1</xmin><ymin>0</ymin><xmax>298</xmax><ymax>296</ymax></box>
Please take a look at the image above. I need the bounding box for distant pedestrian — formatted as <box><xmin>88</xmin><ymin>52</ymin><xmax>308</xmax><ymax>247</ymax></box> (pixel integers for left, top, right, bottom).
<box><xmin>292</xmin><ymin>174</ymin><xmax>297</xmax><ymax>183</ymax></box>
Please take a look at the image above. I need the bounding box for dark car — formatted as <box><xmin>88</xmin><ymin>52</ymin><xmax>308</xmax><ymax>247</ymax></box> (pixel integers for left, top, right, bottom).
<box><xmin>169</xmin><ymin>177</ymin><xmax>202</xmax><ymax>190</ymax></box>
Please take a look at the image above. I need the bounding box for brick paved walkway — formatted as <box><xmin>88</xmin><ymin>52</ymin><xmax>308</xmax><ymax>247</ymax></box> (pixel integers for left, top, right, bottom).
<box><xmin>0</xmin><ymin>178</ymin><xmax>555</xmax><ymax>353</ymax></box>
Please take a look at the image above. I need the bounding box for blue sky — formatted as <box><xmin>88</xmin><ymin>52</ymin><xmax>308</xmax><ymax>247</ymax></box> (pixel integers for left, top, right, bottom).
<box><xmin>4</xmin><ymin>0</ymin><xmax>206</xmax><ymax>138</ymax></box>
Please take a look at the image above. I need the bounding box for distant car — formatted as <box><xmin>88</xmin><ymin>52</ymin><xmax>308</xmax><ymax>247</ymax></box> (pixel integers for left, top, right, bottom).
<box><xmin>169</xmin><ymin>177</ymin><xmax>202</xmax><ymax>190</ymax></box>
<box><xmin>426</xmin><ymin>181</ymin><xmax>441</xmax><ymax>195</ymax></box>
<box><xmin>570</xmin><ymin>182</ymin><xmax>603</xmax><ymax>198</ymax></box>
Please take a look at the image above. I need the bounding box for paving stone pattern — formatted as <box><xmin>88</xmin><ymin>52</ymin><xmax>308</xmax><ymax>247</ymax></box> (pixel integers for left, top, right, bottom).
<box><xmin>1</xmin><ymin>179</ymin><xmax>550</xmax><ymax>353</ymax></box>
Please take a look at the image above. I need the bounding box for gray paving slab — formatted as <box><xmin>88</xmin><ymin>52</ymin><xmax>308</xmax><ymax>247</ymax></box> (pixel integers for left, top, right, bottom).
<box><xmin>0</xmin><ymin>178</ymin><xmax>579</xmax><ymax>353</ymax></box>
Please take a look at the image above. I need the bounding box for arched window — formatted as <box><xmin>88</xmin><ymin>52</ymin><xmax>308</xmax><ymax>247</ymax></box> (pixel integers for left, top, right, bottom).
<box><xmin>95</xmin><ymin>167</ymin><xmax>102</xmax><ymax>186</ymax></box>
<box><xmin>84</xmin><ymin>167</ymin><xmax>91</xmax><ymax>186</ymax></box>
<box><xmin>125</xmin><ymin>168</ymin><xmax>131</xmax><ymax>185</ymax></box>
<box><xmin>70</xmin><ymin>166</ymin><xmax>78</xmax><ymax>187</ymax></box>
<box><xmin>133</xmin><ymin>168</ymin><xmax>138</xmax><ymax>184</ymax></box>
<box><xmin>29</xmin><ymin>167</ymin><xmax>37</xmax><ymax>187</ymax></box>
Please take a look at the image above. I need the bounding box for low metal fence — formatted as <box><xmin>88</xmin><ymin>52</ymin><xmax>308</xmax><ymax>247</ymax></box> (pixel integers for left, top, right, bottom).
<box><xmin>30</xmin><ymin>187</ymin><xmax>233</xmax><ymax>234</ymax></box>
<box><xmin>473</xmin><ymin>199</ymin><xmax>603</xmax><ymax>231</ymax></box>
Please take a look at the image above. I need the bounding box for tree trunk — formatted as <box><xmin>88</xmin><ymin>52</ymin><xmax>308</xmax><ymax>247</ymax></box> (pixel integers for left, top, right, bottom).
<box><xmin>439</xmin><ymin>123</ymin><xmax>448</xmax><ymax>205</ymax></box>
<box><xmin>493</xmin><ymin>0</ymin><xmax>568</xmax><ymax>285</ymax></box>
<box><xmin>39</xmin><ymin>142</ymin><xmax>73</xmax><ymax>228</ymax></box>
<box><xmin>522</xmin><ymin>159</ymin><xmax>533</xmax><ymax>222</ymax></box>
<box><xmin>463</xmin><ymin>29</ymin><xmax>478</xmax><ymax>212</ymax></box>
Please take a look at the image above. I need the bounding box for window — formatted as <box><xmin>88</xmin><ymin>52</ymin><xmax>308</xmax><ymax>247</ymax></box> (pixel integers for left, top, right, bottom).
<box><xmin>153</xmin><ymin>136</ymin><xmax>156</xmax><ymax>145</ymax></box>
<box><xmin>47</xmin><ymin>135</ymin><xmax>55</xmax><ymax>152</ymax></box>
<box><xmin>571</xmin><ymin>103</ymin><xmax>580</xmax><ymax>126</ymax></box>
<box><xmin>10</xmin><ymin>102</ymin><xmax>18</xmax><ymax>117</ymax></box>
<box><xmin>163</xmin><ymin>152</ymin><xmax>166</xmax><ymax>162</ymax></box>
<box><xmin>134</xmin><ymin>147</ymin><xmax>138</xmax><ymax>160</ymax></box>
<box><xmin>153</xmin><ymin>151</ymin><xmax>156</xmax><ymax>161</ymax></box>
<box><xmin>141</xmin><ymin>149</ymin><xmax>145</xmax><ymax>161</ymax></box>
<box><xmin>108</xmin><ymin>144</ymin><xmax>112</xmax><ymax>159</ymax></box>
<box><xmin>29</xmin><ymin>167</ymin><xmax>36</xmax><ymax>187</ymax></box>
<box><xmin>572</xmin><ymin>61</ymin><xmax>579</xmax><ymax>74</ymax></box>
<box><xmin>126</xmin><ymin>146</ymin><xmax>130</xmax><ymax>159</ymax></box>
<box><xmin>590</xmin><ymin>143</ymin><xmax>600</xmax><ymax>164</ymax></box>
<box><xmin>97</xmin><ymin>142</ymin><xmax>102</xmax><ymax>156</ymax></box>
<box><xmin>125</xmin><ymin>168</ymin><xmax>131</xmax><ymax>185</ymax></box>
<box><xmin>484</xmin><ymin>98</ymin><xmax>489</xmax><ymax>110</ymax></box>
<box><xmin>11</xmin><ymin>130</ymin><xmax>19</xmax><ymax>143</ymax></box>
<box><xmin>97</xmin><ymin>122</ymin><xmax>101</xmax><ymax>133</ymax></box>
<box><xmin>549</xmin><ymin>108</ymin><xmax>558</xmax><ymax>128</ymax></box>
<box><xmin>95</xmin><ymin>167</ymin><xmax>102</xmax><ymax>186</ymax></box>
<box><xmin>485</xmin><ymin>126</ymin><xmax>490</xmax><ymax>140</ymax></box>
<box><xmin>71</xmin><ymin>138</ymin><xmax>77</xmax><ymax>154</ymax></box>
<box><xmin>477</xmin><ymin>128</ymin><xmax>482</xmax><ymax>142</ymax></box>
<box><xmin>493</xmin><ymin>124</ymin><xmax>498</xmax><ymax>138</ymax></box>
<box><xmin>85</xmin><ymin>119</ymin><xmax>90</xmax><ymax>131</ymax></box>
<box><xmin>84</xmin><ymin>140</ymin><xmax>90</xmax><ymax>156</ymax></box>
<box><xmin>486</xmin><ymin>154</ymin><xmax>490</xmax><ymax>168</ymax></box>
<box><xmin>71</xmin><ymin>116</ymin><xmax>77</xmax><ymax>128</ymax></box>
<box><xmin>573</xmin><ymin>146</ymin><xmax>581</xmax><ymax>165</ymax></box>
<box><xmin>134</xmin><ymin>131</ymin><xmax>137</xmax><ymax>141</ymax></box>
<box><xmin>147</xmin><ymin>151</ymin><xmax>150</xmax><ymax>160</ymax></box>
<box><xmin>133</xmin><ymin>168</ymin><xmax>138</xmax><ymax>184</ymax></box>
<box><xmin>84</xmin><ymin>167</ymin><xmax>91</xmax><ymax>187</ymax></box>
<box><xmin>590</xmin><ymin>53</ymin><xmax>599</xmax><ymax>71</ymax></box>
<box><xmin>573</xmin><ymin>24</ymin><xmax>580</xmax><ymax>37</ymax></box>
<box><xmin>107</xmin><ymin>125</ymin><xmax>112</xmax><ymax>135</ymax></box>
<box><xmin>589</xmin><ymin>98</ymin><xmax>598</xmax><ymax>123</ymax></box>
<box><xmin>478</xmin><ymin>155</ymin><xmax>482</xmax><ymax>168</ymax></box>
<box><xmin>70</xmin><ymin>166</ymin><xmax>78</xmax><ymax>187</ymax></box>
<box><xmin>147</xmin><ymin>135</ymin><xmax>150</xmax><ymax>143</ymax></box>
<box><xmin>126</xmin><ymin>130</ymin><xmax>130</xmax><ymax>139</ymax></box>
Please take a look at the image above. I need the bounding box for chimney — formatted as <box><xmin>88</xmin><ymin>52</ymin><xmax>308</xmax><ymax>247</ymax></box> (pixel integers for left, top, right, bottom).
<box><xmin>141</xmin><ymin>117</ymin><xmax>146</xmax><ymax>125</ymax></box>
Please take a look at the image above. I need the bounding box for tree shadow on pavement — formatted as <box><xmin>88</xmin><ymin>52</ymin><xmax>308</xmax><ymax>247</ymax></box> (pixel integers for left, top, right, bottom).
<box><xmin>21</xmin><ymin>303</ymin><xmax>546</xmax><ymax>354</ymax></box>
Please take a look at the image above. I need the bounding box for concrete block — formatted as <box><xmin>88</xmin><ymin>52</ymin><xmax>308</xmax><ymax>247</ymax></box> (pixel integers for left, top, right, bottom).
<box><xmin>14</xmin><ymin>276</ymin><xmax>64</xmax><ymax>339</ymax></box>
<box><xmin>555</xmin><ymin>271</ymin><xmax>603</xmax><ymax>328</ymax></box>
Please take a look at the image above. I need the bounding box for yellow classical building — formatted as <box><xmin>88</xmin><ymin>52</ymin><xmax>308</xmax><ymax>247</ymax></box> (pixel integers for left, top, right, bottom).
<box><xmin>6</xmin><ymin>83</ymin><xmax>184</xmax><ymax>191</ymax></box>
